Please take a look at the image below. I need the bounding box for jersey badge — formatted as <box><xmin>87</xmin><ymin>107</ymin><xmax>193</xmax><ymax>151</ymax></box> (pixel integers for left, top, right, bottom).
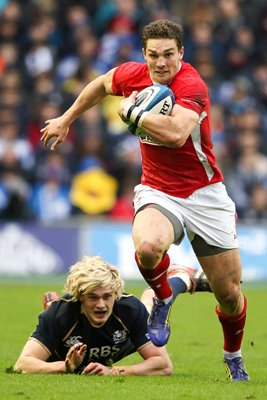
<box><xmin>113</xmin><ymin>330</ymin><xmax>127</xmax><ymax>344</ymax></box>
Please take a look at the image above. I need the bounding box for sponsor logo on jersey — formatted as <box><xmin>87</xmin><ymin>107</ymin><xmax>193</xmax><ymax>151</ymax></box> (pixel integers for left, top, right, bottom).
<box><xmin>88</xmin><ymin>345</ymin><xmax>120</xmax><ymax>360</ymax></box>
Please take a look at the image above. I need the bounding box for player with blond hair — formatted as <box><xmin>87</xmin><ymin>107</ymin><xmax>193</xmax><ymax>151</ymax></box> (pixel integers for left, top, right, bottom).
<box><xmin>14</xmin><ymin>255</ymin><xmax>209</xmax><ymax>376</ymax></box>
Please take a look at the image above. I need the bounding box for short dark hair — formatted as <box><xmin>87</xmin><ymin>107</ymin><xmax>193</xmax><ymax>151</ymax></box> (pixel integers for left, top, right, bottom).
<box><xmin>141</xmin><ymin>19</ymin><xmax>183</xmax><ymax>51</ymax></box>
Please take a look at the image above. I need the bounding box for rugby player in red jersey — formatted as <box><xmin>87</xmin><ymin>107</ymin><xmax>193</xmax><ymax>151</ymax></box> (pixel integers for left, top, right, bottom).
<box><xmin>40</xmin><ymin>19</ymin><xmax>249</xmax><ymax>381</ymax></box>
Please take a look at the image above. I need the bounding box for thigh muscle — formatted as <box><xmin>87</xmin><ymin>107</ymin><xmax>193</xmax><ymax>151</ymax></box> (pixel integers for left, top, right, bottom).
<box><xmin>133</xmin><ymin>207</ymin><xmax>175</xmax><ymax>261</ymax></box>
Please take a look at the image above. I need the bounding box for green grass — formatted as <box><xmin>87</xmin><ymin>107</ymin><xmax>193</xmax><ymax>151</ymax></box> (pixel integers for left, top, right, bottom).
<box><xmin>0</xmin><ymin>279</ymin><xmax>267</xmax><ymax>400</ymax></box>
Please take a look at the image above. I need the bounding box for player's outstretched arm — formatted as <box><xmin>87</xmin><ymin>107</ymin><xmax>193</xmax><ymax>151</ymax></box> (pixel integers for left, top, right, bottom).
<box><xmin>40</xmin><ymin>68</ymin><xmax>116</xmax><ymax>151</ymax></box>
<box><xmin>82</xmin><ymin>343</ymin><xmax>173</xmax><ymax>376</ymax></box>
<box><xmin>14</xmin><ymin>339</ymin><xmax>86</xmax><ymax>374</ymax></box>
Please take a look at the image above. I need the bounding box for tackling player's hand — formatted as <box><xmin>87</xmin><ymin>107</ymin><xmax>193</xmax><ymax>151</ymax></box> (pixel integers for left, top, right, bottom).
<box><xmin>65</xmin><ymin>342</ymin><xmax>87</xmax><ymax>373</ymax></box>
<box><xmin>82</xmin><ymin>362</ymin><xmax>119</xmax><ymax>376</ymax></box>
<box><xmin>40</xmin><ymin>116</ymin><xmax>70</xmax><ymax>151</ymax></box>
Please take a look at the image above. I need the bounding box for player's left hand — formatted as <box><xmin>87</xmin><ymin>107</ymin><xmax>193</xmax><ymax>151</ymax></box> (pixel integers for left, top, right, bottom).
<box><xmin>118</xmin><ymin>91</ymin><xmax>138</xmax><ymax>122</ymax></box>
<box><xmin>82</xmin><ymin>362</ymin><xmax>117</xmax><ymax>376</ymax></box>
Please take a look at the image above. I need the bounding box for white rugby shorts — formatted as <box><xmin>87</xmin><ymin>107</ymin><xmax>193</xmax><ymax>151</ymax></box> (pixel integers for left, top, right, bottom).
<box><xmin>133</xmin><ymin>182</ymin><xmax>239</xmax><ymax>249</ymax></box>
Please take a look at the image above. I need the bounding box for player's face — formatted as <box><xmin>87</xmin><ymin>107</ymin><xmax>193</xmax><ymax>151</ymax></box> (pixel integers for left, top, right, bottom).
<box><xmin>143</xmin><ymin>38</ymin><xmax>184</xmax><ymax>85</ymax></box>
<box><xmin>79</xmin><ymin>286</ymin><xmax>116</xmax><ymax>327</ymax></box>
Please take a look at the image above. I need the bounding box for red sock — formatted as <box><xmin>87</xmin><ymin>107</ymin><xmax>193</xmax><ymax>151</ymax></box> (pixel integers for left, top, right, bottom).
<box><xmin>135</xmin><ymin>252</ymin><xmax>172</xmax><ymax>300</ymax></box>
<box><xmin>216</xmin><ymin>295</ymin><xmax>247</xmax><ymax>352</ymax></box>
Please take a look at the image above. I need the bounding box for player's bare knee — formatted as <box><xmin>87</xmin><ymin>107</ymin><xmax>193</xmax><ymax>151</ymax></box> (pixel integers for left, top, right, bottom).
<box><xmin>137</xmin><ymin>251</ymin><xmax>162</xmax><ymax>269</ymax></box>
<box><xmin>136</xmin><ymin>242</ymin><xmax>164</xmax><ymax>268</ymax></box>
<box><xmin>216</xmin><ymin>284</ymin><xmax>242</xmax><ymax>310</ymax></box>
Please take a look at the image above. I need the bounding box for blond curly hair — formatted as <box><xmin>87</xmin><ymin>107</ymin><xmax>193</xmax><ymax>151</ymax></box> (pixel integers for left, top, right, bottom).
<box><xmin>63</xmin><ymin>256</ymin><xmax>124</xmax><ymax>301</ymax></box>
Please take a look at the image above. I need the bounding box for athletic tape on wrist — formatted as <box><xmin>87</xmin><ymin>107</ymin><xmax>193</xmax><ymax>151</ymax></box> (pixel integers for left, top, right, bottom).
<box><xmin>123</xmin><ymin>104</ymin><xmax>148</xmax><ymax>128</ymax></box>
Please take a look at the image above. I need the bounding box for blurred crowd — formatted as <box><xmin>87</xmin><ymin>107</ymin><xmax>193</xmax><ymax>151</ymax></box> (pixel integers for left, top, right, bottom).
<box><xmin>0</xmin><ymin>0</ymin><xmax>267</xmax><ymax>224</ymax></box>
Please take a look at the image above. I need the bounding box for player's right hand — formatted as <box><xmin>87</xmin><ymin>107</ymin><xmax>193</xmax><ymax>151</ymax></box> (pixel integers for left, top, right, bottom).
<box><xmin>40</xmin><ymin>117</ymin><xmax>70</xmax><ymax>151</ymax></box>
<box><xmin>118</xmin><ymin>91</ymin><xmax>138</xmax><ymax>121</ymax></box>
<box><xmin>65</xmin><ymin>342</ymin><xmax>87</xmax><ymax>373</ymax></box>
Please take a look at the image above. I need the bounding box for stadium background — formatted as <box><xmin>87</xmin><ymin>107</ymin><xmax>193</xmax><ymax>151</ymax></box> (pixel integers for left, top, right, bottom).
<box><xmin>1</xmin><ymin>3</ymin><xmax>267</xmax><ymax>398</ymax></box>
<box><xmin>0</xmin><ymin>0</ymin><xmax>267</xmax><ymax>282</ymax></box>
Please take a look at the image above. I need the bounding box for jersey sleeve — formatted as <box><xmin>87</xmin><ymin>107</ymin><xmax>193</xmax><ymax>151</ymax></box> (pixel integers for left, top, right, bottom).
<box><xmin>117</xmin><ymin>295</ymin><xmax>150</xmax><ymax>350</ymax></box>
<box><xmin>30</xmin><ymin>307</ymin><xmax>62</xmax><ymax>353</ymax></box>
<box><xmin>112</xmin><ymin>62</ymin><xmax>149</xmax><ymax>97</ymax></box>
<box><xmin>112</xmin><ymin>63</ymin><xmax>129</xmax><ymax>96</ymax></box>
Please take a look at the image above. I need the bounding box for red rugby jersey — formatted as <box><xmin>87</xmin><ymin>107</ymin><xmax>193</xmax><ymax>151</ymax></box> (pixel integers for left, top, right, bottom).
<box><xmin>112</xmin><ymin>61</ymin><xmax>223</xmax><ymax>198</ymax></box>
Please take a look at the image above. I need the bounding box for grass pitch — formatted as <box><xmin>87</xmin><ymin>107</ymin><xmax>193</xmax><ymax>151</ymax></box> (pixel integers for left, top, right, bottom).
<box><xmin>0</xmin><ymin>278</ymin><xmax>267</xmax><ymax>400</ymax></box>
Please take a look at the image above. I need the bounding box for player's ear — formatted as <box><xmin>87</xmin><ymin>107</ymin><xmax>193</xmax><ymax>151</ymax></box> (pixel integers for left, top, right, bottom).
<box><xmin>179</xmin><ymin>47</ymin><xmax>184</xmax><ymax>60</ymax></box>
<box><xmin>78</xmin><ymin>293</ymin><xmax>84</xmax><ymax>302</ymax></box>
<box><xmin>142</xmin><ymin>47</ymin><xmax>146</xmax><ymax>60</ymax></box>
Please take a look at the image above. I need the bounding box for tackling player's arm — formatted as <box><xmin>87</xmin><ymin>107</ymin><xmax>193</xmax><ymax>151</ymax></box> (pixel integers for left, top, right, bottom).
<box><xmin>14</xmin><ymin>338</ymin><xmax>87</xmax><ymax>374</ymax></box>
<box><xmin>118</xmin><ymin>91</ymin><xmax>199</xmax><ymax>148</ymax></box>
<box><xmin>40</xmin><ymin>68</ymin><xmax>117</xmax><ymax>151</ymax></box>
<box><xmin>82</xmin><ymin>342</ymin><xmax>173</xmax><ymax>376</ymax></box>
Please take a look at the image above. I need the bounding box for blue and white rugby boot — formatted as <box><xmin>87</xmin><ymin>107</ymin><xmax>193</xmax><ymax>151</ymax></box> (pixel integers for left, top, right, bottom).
<box><xmin>224</xmin><ymin>357</ymin><xmax>250</xmax><ymax>381</ymax></box>
<box><xmin>147</xmin><ymin>297</ymin><xmax>173</xmax><ymax>347</ymax></box>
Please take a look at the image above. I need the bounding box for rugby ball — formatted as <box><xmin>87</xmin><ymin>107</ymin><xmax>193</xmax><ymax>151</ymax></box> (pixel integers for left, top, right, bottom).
<box><xmin>128</xmin><ymin>84</ymin><xmax>175</xmax><ymax>135</ymax></box>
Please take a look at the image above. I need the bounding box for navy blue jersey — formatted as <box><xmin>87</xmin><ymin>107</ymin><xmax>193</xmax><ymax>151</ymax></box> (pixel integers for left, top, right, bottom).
<box><xmin>31</xmin><ymin>293</ymin><xmax>150</xmax><ymax>372</ymax></box>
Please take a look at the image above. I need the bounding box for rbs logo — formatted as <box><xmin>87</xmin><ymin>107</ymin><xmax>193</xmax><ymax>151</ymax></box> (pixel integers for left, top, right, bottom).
<box><xmin>88</xmin><ymin>345</ymin><xmax>120</xmax><ymax>359</ymax></box>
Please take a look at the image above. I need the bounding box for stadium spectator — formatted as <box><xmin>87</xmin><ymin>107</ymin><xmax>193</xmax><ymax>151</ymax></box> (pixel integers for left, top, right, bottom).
<box><xmin>0</xmin><ymin>118</ymin><xmax>35</xmax><ymax>177</ymax></box>
<box><xmin>245</xmin><ymin>182</ymin><xmax>267</xmax><ymax>222</ymax></box>
<box><xmin>109</xmin><ymin>176</ymin><xmax>136</xmax><ymax>221</ymax></box>
<box><xmin>14</xmin><ymin>255</ymin><xmax>211</xmax><ymax>375</ymax></box>
<box><xmin>28</xmin><ymin>151</ymin><xmax>72</xmax><ymax>222</ymax></box>
<box><xmin>0</xmin><ymin>163</ymin><xmax>32</xmax><ymax>220</ymax></box>
<box><xmin>183</xmin><ymin>21</ymin><xmax>225</xmax><ymax>74</ymax></box>
<box><xmin>39</xmin><ymin>19</ymin><xmax>250</xmax><ymax>381</ymax></box>
<box><xmin>224</xmin><ymin>129</ymin><xmax>267</xmax><ymax>219</ymax></box>
<box><xmin>69</xmin><ymin>123</ymin><xmax>119</xmax><ymax>216</ymax></box>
